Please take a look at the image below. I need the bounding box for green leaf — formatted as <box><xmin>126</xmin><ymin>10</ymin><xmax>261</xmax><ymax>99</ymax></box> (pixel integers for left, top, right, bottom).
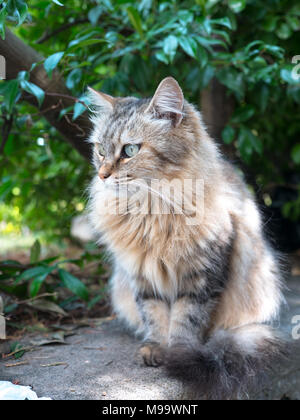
<box><xmin>287</xmin><ymin>86</ymin><xmax>300</xmax><ymax>104</ymax></box>
<box><xmin>281</xmin><ymin>65</ymin><xmax>299</xmax><ymax>84</ymax></box>
<box><xmin>72</xmin><ymin>96</ymin><xmax>90</xmax><ymax>121</ymax></box>
<box><xmin>231</xmin><ymin>105</ymin><xmax>255</xmax><ymax>123</ymax></box>
<box><xmin>196</xmin><ymin>45</ymin><xmax>208</xmax><ymax>67</ymax></box>
<box><xmin>10</xmin><ymin>342</ymin><xmax>25</xmax><ymax>359</ymax></box>
<box><xmin>58</xmin><ymin>269</ymin><xmax>89</xmax><ymax>301</ymax></box>
<box><xmin>212</xmin><ymin>29</ymin><xmax>231</xmax><ymax>44</ymax></box>
<box><xmin>4</xmin><ymin>134</ymin><xmax>14</xmax><ymax>156</ymax></box>
<box><xmin>5</xmin><ymin>0</ymin><xmax>28</xmax><ymax>26</ymax></box>
<box><xmin>206</xmin><ymin>0</ymin><xmax>222</xmax><ymax>8</ymax></box>
<box><xmin>15</xmin><ymin>266</ymin><xmax>54</xmax><ymax>284</ymax></box>
<box><xmin>238</xmin><ymin>126</ymin><xmax>263</xmax><ymax>161</ymax></box>
<box><xmin>73</xmin><ymin>102</ymin><xmax>87</xmax><ymax>120</ymax></box>
<box><xmin>52</xmin><ymin>0</ymin><xmax>64</xmax><ymax>6</ymax></box>
<box><xmin>248</xmin><ymin>56</ymin><xmax>267</xmax><ymax>69</ymax></box>
<box><xmin>14</xmin><ymin>0</ymin><xmax>28</xmax><ymax>25</ymax></box>
<box><xmin>87</xmin><ymin>292</ymin><xmax>106</xmax><ymax>310</ymax></box>
<box><xmin>264</xmin><ymin>44</ymin><xmax>284</xmax><ymax>59</ymax></box>
<box><xmin>250</xmin><ymin>63</ymin><xmax>278</xmax><ymax>84</ymax></box>
<box><xmin>4</xmin><ymin>303</ymin><xmax>18</xmax><ymax>313</ymax></box>
<box><xmin>29</xmin><ymin>273</ymin><xmax>48</xmax><ymax>297</ymax></box>
<box><xmin>0</xmin><ymin>260</ymin><xmax>22</xmax><ymax>266</ymax></box>
<box><xmin>17</xmin><ymin>70</ymin><xmax>29</xmax><ymax>81</ymax></box>
<box><xmin>195</xmin><ymin>35</ymin><xmax>228</xmax><ymax>52</ymax></box>
<box><xmin>216</xmin><ymin>67</ymin><xmax>244</xmax><ymax>100</ymax></box>
<box><xmin>244</xmin><ymin>40</ymin><xmax>264</xmax><ymax>55</ymax></box>
<box><xmin>0</xmin><ymin>80</ymin><xmax>20</xmax><ymax>113</ymax></box>
<box><xmin>44</xmin><ymin>52</ymin><xmax>64</xmax><ymax>78</ymax></box>
<box><xmin>88</xmin><ymin>5</ymin><xmax>102</xmax><ymax>26</ymax></box>
<box><xmin>222</xmin><ymin>125</ymin><xmax>235</xmax><ymax>144</ymax></box>
<box><xmin>66</xmin><ymin>68</ymin><xmax>82</xmax><ymax>90</ymax></box>
<box><xmin>0</xmin><ymin>180</ymin><xmax>14</xmax><ymax>199</ymax></box>
<box><xmin>228</xmin><ymin>0</ymin><xmax>246</xmax><ymax>14</ymax></box>
<box><xmin>291</xmin><ymin>144</ymin><xmax>300</xmax><ymax>165</ymax></box>
<box><xmin>262</xmin><ymin>16</ymin><xmax>279</xmax><ymax>32</ymax></box>
<box><xmin>256</xmin><ymin>84</ymin><xmax>269</xmax><ymax>112</ymax></box>
<box><xmin>199</xmin><ymin>65</ymin><xmax>215</xmax><ymax>89</ymax></box>
<box><xmin>163</xmin><ymin>35</ymin><xmax>178</xmax><ymax>62</ymax></box>
<box><xmin>276</xmin><ymin>22</ymin><xmax>292</xmax><ymax>39</ymax></box>
<box><xmin>155</xmin><ymin>51</ymin><xmax>169</xmax><ymax>65</ymax></box>
<box><xmin>0</xmin><ymin>7</ymin><xmax>8</xmax><ymax>39</ymax></box>
<box><xmin>20</xmin><ymin>80</ymin><xmax>45</xmax><ymax>107</ymax></box>
<box><xmin>178</xmin><ymin>36</ymin><xmax>198</xmax><ymax>59</ymax></box>
<box><xmin>39</xmin><ymin>256</ymin><xmax>60</xmax><ymax>265</ymax></box>
<box><xmin>211</xmin><ymin>17</ymin><xmax>232</xmax><ymax>29</ymax></box>
<box><xmin>291</xmin><ymin>4</ymin><xmax>300</xmax><ymax>16</ymax></box>
<box><xmin>178</xmin><ymin>10</ymin><xmax>193</xmax><ymax>25</ymax></box>
<box><xmin>249</xmin><ymin>132</ymin><xmax>263</xmax><ymax>155</ymax></box>
<box><xmin>126</xmin><ymin>6</ymin><xmax>143</xmax><ymax>38</ymax></box>
<box><xmin>67</xmin><ymin>38</ymin><xmax>104</xmax><ymax>51</ymax></box>
<box><xmin>30</xmin><ymin>239</ymin><xmax>41</xmax><ymax>264</ymax></box>
<box><xmin>286</xmin><ymin>15</ymin><xmax>299</xmax><ymax>31</ymax></box>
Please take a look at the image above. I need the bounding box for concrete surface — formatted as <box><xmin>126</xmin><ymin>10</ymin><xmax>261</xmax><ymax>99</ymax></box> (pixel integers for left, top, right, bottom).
<box><xmin>0</xmin><ymin>277</ymin><xmax>300</xmax><ymax>400</ymax></box>
<box><xmin>0</xmin><ymin>319</ymin><xmax>183</xmax><ymax>400</ymax></box>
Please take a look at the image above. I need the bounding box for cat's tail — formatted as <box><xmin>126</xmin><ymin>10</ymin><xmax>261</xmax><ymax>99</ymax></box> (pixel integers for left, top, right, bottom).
<box><xmin>165</xmin><ymin>324</ymin><xmax>288</xmax><ymax>400</ymax></box>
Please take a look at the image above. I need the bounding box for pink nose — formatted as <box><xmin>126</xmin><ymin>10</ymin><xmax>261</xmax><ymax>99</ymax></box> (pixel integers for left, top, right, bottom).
<box><xmin>98</xmin><ymin>165</ymin><xmax>112</xmax><ymax>180</ymax></box>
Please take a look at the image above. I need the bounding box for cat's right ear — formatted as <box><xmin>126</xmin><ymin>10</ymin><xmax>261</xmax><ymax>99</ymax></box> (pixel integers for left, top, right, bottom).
<box><xmin>87</xmin><ymin>87</ymin><xmax>115</xmax><ymax>111</ymax></box>
<box><xmin>145</xmin><ymin>77</ymin><xmax>184</xmax><ymax>127</ymax></box>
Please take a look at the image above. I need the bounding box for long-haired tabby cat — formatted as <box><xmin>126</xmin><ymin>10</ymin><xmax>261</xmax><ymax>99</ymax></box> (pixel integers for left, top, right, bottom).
<box><xmin>87</xmin><ymin>77</ymin><xmax>286</xmax><ymax>399</ymax></box>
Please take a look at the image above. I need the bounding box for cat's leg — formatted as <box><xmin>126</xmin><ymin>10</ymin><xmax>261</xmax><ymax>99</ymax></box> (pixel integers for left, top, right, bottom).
<box><xmin>111</xmin><ymin>267</ymin><xmax>170</xmax><ymax>366</ymax></box>
<box><xmin>168</xmin><ymin>232</ymin><xmax>235</xmax><ymax>347</ymax></box>
<box><xmin>136</xmin><ymin>293</ymin><xmax>170</xmax><ymax>366</ymax></box>
<box><xmin>168</xmin><ymin>293</ymin><xmax>215</xmax><ymax>347</ymax></box>
<box><xmin>110</xmin><ymin>267</ymin><xmax>143</xmax><ymax>334</ymax></box>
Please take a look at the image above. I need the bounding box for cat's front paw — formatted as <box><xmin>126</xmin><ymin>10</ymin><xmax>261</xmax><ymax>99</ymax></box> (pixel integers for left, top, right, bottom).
<box><xmin>140</xmin><ymin>342</ymin><xmax>165</xmax><ymax>367</ymax></box>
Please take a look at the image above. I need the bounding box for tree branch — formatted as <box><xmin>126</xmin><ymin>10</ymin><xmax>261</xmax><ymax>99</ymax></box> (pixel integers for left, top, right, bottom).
<box><xmin>36</xmin><ymin>18</ymin><xmax>89</xmax><ymax>44</ymax></box>
<box><xmin>0</xmin><ymin>29</ymin><xmax>92</xmax><ymax>161</ymax></box>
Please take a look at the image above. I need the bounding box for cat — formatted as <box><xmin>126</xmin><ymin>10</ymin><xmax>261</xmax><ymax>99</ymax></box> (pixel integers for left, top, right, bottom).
<box><xmin>87</xmin><ymin>77</ymin><xmax>287</xmax><ymax>399</ymax></box>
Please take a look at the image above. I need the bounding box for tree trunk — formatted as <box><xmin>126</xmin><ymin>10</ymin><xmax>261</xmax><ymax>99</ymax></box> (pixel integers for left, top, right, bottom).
<box><xmin>0</xmin><ymin>29</ymin><xmax>91</xmax><ymax>160</ymax></box>
<box><xmin>200</xmin><ymin>78</ymin><xmax>235</xmax><ymax>159</ymax></box>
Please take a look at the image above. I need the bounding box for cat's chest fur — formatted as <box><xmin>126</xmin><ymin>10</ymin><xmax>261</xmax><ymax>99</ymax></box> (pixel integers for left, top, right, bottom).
<box><xmin>89</xmin><ymin>175</ymin><xmax>235</xmax><ymax>297</ymax></box>
<box><xmin>93</xmin><ymin>209</ymin><xmax>232</xmax><ymax>297</ymax></box>
<box><xmin>104</xmin><ymin>213</ymin><xmax>182</xmax><ymax>294</ymax></box>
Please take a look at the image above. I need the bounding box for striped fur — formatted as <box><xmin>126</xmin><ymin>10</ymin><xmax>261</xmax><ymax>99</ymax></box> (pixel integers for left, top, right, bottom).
<box><xmin>87</xmin><ymin>77</ymin><xmax>287</xmax><ymax>399</ymax></box>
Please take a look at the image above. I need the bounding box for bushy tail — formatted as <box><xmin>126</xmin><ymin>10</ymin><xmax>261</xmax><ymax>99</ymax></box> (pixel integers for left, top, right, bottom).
<box><xmin>165</xmin><ymin>324</ymin><xmax>288</xmax><ymax>400</ymax></box>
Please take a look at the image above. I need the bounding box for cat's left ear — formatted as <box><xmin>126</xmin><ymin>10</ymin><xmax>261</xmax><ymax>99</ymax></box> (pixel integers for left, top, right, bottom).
<box><xmin>145</xmin><ymin>77</ymin><xmax>184</xmax><ymax>127</ymax></box>
<box><xmin>87</xmin><ymin>87</ymin><xmax>115</xmax><ymax>111</ymax></box>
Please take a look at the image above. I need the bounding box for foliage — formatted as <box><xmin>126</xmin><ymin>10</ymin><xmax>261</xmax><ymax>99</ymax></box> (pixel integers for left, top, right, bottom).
<box><xmin>0</xmin><ymin>0</ymin><xmax>300</xmax><ymax>235</ymax></box>
<box><xmin>0</xmin><ymin>239</ymin><xmax>107</xmax><ymax>313</ymax></box>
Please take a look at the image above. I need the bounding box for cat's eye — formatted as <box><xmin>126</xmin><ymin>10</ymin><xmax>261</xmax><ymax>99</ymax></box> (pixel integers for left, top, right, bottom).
<box><xmin>97</xmin><ymin>144</ymin><xmax>105</xmax><ymax>157</ymax></box>
<box><xmin>123</xmin><ymin>144</ymin><xmax>140</xmax><ymax>158</ymax></box>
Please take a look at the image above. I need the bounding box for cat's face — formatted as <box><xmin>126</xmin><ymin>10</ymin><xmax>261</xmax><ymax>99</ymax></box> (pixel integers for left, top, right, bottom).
<box><xmin>88</xmin><ymin>77</ymin><xmax>196</xmax><ymax>189</ymax></box>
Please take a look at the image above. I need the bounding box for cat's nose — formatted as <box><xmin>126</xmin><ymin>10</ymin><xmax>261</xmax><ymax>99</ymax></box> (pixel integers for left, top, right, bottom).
<box><xmin>98</xmin><ymin>164</ymin><xmax>112</xmax><ymax>180</ymax></box>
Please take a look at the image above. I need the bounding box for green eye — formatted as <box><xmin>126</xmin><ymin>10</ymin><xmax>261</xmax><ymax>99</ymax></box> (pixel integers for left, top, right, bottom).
<box><xmin>97</xmin><ymin>144</ymin><xmax>105</xmax><ymax>156</ymax></box>
<box><xmin>123</xmin><ymin>144</ymin><xmax>140</xmax><ymax>158</ymax></box>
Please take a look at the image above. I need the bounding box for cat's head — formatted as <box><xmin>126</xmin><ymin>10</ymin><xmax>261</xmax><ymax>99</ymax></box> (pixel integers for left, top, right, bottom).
<box><xmin>87</xmin><ymin>77</ymin><xmax>213</xmax><ymax>190</ymax></box>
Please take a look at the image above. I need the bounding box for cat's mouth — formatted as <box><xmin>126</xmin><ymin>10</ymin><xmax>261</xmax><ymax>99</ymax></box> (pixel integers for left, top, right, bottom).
<box><xmin>101</xmin><ymin>176</ymin><xmax>140</xmax><ymax>195</ymax></box>
<box><xmin>104</xmin><ymin>176</ymin><xmax>133</xmax><ymax>188</ymax></box>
